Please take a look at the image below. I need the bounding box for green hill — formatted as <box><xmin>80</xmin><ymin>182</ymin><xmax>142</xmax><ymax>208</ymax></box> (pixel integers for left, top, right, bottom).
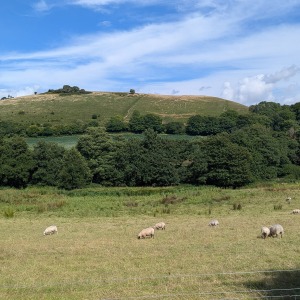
<box><xmin>0</xmin><ymin>91</ymin><xmax>248</xmax><ymax>127</ymax></box>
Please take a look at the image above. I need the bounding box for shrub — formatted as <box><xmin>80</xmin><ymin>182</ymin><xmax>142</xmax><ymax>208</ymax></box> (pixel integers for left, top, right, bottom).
<box><xmin>233</xmin><ymin>203</ymin><xmax>242</xmax><ymax>210</ymax></box>
<box><xmin>274</xmin><ymin>204</ymin><xmax>283</xmax><ymax>210</ymax></box>
<box><xmin>3</xmin><ymin>207</ymin><xmax>15</xmax><ymax>218</ymax></box>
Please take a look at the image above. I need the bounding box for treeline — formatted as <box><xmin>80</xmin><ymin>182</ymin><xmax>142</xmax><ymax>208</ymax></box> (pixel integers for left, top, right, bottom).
<box><xmin>0</xmin><ymin>119</ymin><xmax>299</xmax><ymax>190</ymax></box>
<box><xmin>47</xmin><ymin>85</ymin><xmax>92</xmax><ymax>95</ymax></box>
<box><xmin>107</xmin><ymin>101</ymin><xmax>300</xmax><ymax>135</ymax></box>
<box><xmin>0</xmin><ymin>120</ymin><xmax>95</xmax><ymax>137</ymax></box>
<box><xmin>1</xmin><ymin>100</ymin><xmax>300</xmax><ymax>138</ymax></box>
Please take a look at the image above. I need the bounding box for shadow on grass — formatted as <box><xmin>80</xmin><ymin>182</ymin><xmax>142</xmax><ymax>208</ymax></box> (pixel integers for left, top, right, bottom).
<box><xmin>245</xmin><ymin>269</ymin><xmax>300</xmax><ymax>299</ymax></box>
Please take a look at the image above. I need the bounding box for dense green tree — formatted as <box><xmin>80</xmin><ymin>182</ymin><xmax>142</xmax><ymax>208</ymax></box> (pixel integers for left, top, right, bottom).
<box><xmin>137</xmin><ymin>130</ymin><xmax>180</xmax><ymax>185</ymax></box>
<box><xmin>186</xmin><ymin>115</ymin><xmax>220</xmax><ymax>135</ymax></box>
<box><xmin>31</xmin><ymin>141</ymin><xmax>66</xmax><ymax>186</ymax></box>
<box><xmin>26</xmin><ymin>124</ymin><xmax>42</xmax><ymax>137</ymax></box>
<box><xmin>57</xmin><ymin>148</ymin><xmax>91</xmax><ymax>190</ymax></box>
<box><xmin>76</xmin><ymin>128</ymin><xmax>124</xmax><ymax>185</ymax></box>
<box><xmin>0</xmin><ymin>121</ymin><xmax>26</xmax><ymax>137</ymax></box>
<box><xmin>143</xmin><ymin>113</ymin><xmax>164</xmax><ymax>133</ymax></box>
<box><xmin>113</xmin><ymin>138</ymin><xmax>145</xmax><ymax>186</ymax></box>
<box><xmin>249</xmin><ymin>101</ymin><xmax>282</xmax><ymax>116</ymax></box>
<box><xmin>181</xmin><ymin>142</ymin><xmax>208</xmax><ymax>185</ymax></box>
<box><xmin>128</xmin><ymin>111</ymin><xmax>164</xmax><ymax>133</ymax></box>
<box><xmin>249</xmin><ymin>101</ymin><xmax>296</xmax><ymax>131</ymax></box>
<box><xmin>128</xmin><ymin>110</ymin><xmax>145</xmax><ymax>133</ymax></box>
<box><xmin>199</xmin><ymin>134</ymin><xmax>253</xmax><ymax>187</ymax></box>
<box><xmin>290</xmin><ymin>102</ymin><xmax>300</xmax><ymax>121</ymax></box>
<box><xmin>218</xmin><ymin>110</ymin><xmax>239</xmax><ymax>132</ymax></box>
<box><xmin>106</xmin><ymin>116</ymin><xmax>128</xmax><ymax>132</ymax></box>
<box><xmin>0</xmin><ymin>136</ymin><xmax>34</xmax><ymax>188</ymax></box>
<box><xmin>236</xmin><ymin>113</ymin><xmax>271</xmax><ymax>129</ymax></box>
<box><xmin>164</xmin><ymin>121</ymin><xmax>185</xmax><ymax>134</ymax></box>
<box><xmin>48</xmin><ymin>85</ymin><xmax>91</xmax><ymax>94</ymax></box>
<box><xmin>114</xmin><ymin>129</ymin><xmax>181</xmax><ymax>186</ymax></box>
<box><xmin>229</xmin><ymin>125</ymin><xmax>296</xmax><ymax>180</ymax></box>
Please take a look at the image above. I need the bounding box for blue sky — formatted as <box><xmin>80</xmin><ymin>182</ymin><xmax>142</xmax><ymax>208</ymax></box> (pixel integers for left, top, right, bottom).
<box><xmin>1</xmin><ymin>0</ymin><xmax>300</xmax><ymax>106</ymax></box>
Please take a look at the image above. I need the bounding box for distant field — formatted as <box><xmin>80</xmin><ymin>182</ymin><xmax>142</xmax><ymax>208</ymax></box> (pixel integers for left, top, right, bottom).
<box><xmin>0</xmin><ymin>92</ymin><xmax>248</xmax><ymax>127</ymax></box>
<box><xmin>25</xmin><ymin>133</ymin><xmax>198</xmax><ymax>148</ymax></box>
<box><xmin>26</xmin><ymin>135</ymin><xmax>82</xmax><ymax>149</ymax></box>
<box><xmin>1</xmin><ymin>183</ymin><xmax>300</xmax><ymax>299</ymax></box>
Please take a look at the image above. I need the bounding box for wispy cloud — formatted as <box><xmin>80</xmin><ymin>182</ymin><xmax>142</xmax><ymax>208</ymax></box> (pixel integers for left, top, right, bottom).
<box><xmin>264</xmin><ymin>65</ymin><xmax>300</xmax><ymax>84</ymax></box>
<box><xmin>32</xmin><ymin>0</ymin><xmax>58</xmax><ymax>12</ymax></box>
<box><xmin>2</xmin><ymin>0</ymin><xmax>300</xmax><ymax>105</ymax></box>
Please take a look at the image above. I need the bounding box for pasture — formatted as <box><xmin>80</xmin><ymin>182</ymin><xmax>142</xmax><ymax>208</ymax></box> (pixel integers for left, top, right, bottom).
<box><xmin>25</xmin><ymin>133</ymin><xmax>197</xmax><ymax>149</ymax></box>
<box><xmin>0</xmin><ymin>92</ymin><xmax>248</xmax><ymax>127</ymax></box>
<box><xmin>1</xmin><ymin>183</ymin><xmax>300</xmax><ymax>299</ymax></box>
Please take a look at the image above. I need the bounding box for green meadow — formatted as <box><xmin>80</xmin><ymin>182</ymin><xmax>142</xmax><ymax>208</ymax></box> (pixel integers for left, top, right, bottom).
<box><xmin>25</xmin><ymin>133</ymin><xmax>197</xmax><ymax>149</ymax></box>
<box><xmin>1</xmin><ymin>183</ymin><xmax>300</xmax><ymax>299</ymax></box>
<box><xmin>0</xmin><ymin>92</ymin><xmax>248</xmax><ymax>127</ymax></box>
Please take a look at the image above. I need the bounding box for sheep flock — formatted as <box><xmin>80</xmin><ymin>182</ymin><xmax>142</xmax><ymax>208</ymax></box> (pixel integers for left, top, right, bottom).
<box><xmin>43</xmin><ymin>196</ymin><xmax>298</xmax><ymax>241</ymax></box>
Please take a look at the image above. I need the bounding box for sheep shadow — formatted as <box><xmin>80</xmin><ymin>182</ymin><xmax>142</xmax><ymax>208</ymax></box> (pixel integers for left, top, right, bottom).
<box><xmin>244</xmin><ymin>269</ymin><xmax>300</xmax><ymax>299</ymax></box>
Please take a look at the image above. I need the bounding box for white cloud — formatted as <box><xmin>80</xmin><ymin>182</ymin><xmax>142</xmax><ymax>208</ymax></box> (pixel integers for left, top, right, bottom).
<box><xmin>3</xmin><ymin>1</ymin><xmax>300</xmax><ymax>105</ymax></box>
<box><xmin>0</xmin><ymin>86</ymin><xmax>39</xmax><ymax>99</ymax></box>
<box><xmin>221</xmin><ymin>82</ymin><xmax>235</xmax><ymax>101</ymax></box>
<box><xmin>237</xmin><ymin>75</ymin><xmax>274</xmax><ymax>104</ymax></box>
<box><xmin>263</xmin><ymin>65</ymin><xmax>300</xmax><ymax>84</ymax></box>
<box><xmin>218</xmin><ymin>65</ymin><xmax>300</xmax><ymax>105</ymax></box>
<box><xmin>33</xmin><ymin>0</ymin><xmax>52</xmax><ymax>12</ymax></box>
<box><xmin>98</xmin><ymin>20</ymin><xmax>111</xmax><ymax>27</ymax></box>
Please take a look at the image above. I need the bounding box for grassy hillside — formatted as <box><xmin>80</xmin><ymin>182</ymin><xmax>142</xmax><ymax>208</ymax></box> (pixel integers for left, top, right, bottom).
<box><xmin>0</xmin><ymin>92</ymin><xmax>248</xmax><ymax>127</ymax></box>
<box><xmin>1</xmin><ymin>183</ymin><xmax>300</xmax><ymax>299</ymax></box>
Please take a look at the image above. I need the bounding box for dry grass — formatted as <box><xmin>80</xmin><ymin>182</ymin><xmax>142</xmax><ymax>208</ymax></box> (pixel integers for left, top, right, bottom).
<box><xmin>1</xmin><ymin>184</ymin><xmax>300</xmax><ymax>299</ymax></box>
<box><xmin>0</xmin><ymin>92</ymin><xmax>248</xmax><ymax>127</ymax></box>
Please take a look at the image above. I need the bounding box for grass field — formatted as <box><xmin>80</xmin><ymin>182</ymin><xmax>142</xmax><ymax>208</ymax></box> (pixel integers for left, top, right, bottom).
<box><xmin>1</xmin><ymin>183</ymin><xmax>300</xmax><ymax>299</ymax></box>
<box><xmin>0</xmin><ymin>92</ymin><xmax>248</xmax><ymax>127</ymax></box>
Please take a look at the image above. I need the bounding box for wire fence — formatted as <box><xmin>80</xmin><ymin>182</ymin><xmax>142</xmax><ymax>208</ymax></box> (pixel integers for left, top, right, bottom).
<box><xmin>1</xmin><ymin>268</ymin><xmax>300</xmax><ymax>299</ymax></box>
<box><xmin>1</xmin><ymin>268</ymin><xmax>300</xmax><ymax>289</ymax></box>
<box><xmin>102</xmin><ymin>289</ymin><xmax>300</xmax><ymax>300</ymax></box>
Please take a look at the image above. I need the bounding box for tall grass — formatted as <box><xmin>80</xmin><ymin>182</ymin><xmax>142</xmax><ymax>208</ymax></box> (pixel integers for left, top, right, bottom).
<box><xmin>0</xmin><ymin>183</ymin><xmax>300</xmax><ymax>299</ymax></box>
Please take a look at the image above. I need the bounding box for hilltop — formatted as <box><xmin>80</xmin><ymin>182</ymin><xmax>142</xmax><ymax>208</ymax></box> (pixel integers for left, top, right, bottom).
<box><xmin>0</xmin><ymin>91</ymin><xmax>248</xmax><ymax>127</ymax></box>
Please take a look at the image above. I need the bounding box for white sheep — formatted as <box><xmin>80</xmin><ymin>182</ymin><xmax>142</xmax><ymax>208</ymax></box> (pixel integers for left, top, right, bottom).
<box><xmin>137</xmin><ymin>227</ymin><xmax>155</xmax><ymax>239</ymax></box>
<box><xmin>269</xmin><ymin>224</ymin><xmax>284</xmax><ymax>238</ymax></box>
<box><xmin>286</xmin><ymin>197</ymin><xmax>292</xmax><ymax>204</ymax></box>
<box><xmin>43</xmin><ymin>225</ymin><xmax>58</xmax><ymax>236</ymax></box>
<box><xmin>208</xmin><ymin>219</ymin><xmax>219</xmax><ymax>226</ymax></box>
<box><xmin>291</xmin><ymin>209</ymin><xmax>300</xmax><ymax>214</ymax></box>
<box><xmin>261</xmin><ymin>226</ymin><xmax>270</xmax><ymax>239</ymax></box>
<box><xmin>153</xmin><ymin>222</ymin><xmax>166</xmax><ymax>230</ymax></box>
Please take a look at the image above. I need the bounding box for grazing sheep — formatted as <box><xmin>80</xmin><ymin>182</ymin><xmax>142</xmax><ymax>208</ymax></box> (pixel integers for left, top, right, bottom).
<box><xmin>137</xmin><ymin>227</ymin><xmax>155</xmax><ymax>239</ymax></box>
<box><xmin>154</xmin><ymin>222</ymin><xmax>166</xmax><ymax>230</ymax></box>
<box><xmin>286</xmin><ymin>197</ymin><xmax>292</xmax><ymax>204</ymax></box>
<box><xmin>208</xmin><ymin>219</ymin><xmax>219</xmax><ymax>226</ymax></box>
<box><xmin>269</xmin><ymin>224</ymin><xmax>284</xmax><ymax>238</ymax></box>
<box><xmin>261</xmin><ymin>226</ymin><xmax>270</xmax><ymax>239</ymax></box>
<box><xmin>43</xmin><ymin>225</ymin><xmax>58</xmax><ymax>236</ymax></box>
<box><xmin>292</xmin><ymin>209</ymin><xmax>300</xmax><ymax>214</ymax></box>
